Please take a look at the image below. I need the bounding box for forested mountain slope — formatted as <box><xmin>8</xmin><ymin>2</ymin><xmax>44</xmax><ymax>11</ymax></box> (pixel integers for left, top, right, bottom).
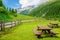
<box><xmin>29</xmin><ymin>1</ymin><xmax>60</xmax><ymax>19</ymax></box>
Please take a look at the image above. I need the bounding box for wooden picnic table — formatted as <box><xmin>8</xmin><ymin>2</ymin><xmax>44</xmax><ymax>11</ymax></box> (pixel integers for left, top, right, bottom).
<box><xmin>33</xmin><ymin>26</ymin><xmax>58</xmax><ymax>38</ymax></box>
<box><xmin>48</xmin><ymin>23</ymin><xmax>59</xmax><ymax>28</ymax></box>
<box><xmin>37</xmin><ymin>26</ymin><xmax>52</xmax><ymax>34</ymax></box>
<box><xmin>50</xmin><ymin>22</ymin><xmax>58</xmax><ymax>25</ymax></box>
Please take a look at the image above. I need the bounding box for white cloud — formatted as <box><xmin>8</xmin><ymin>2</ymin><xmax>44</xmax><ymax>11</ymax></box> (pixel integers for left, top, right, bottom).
<box><xmin>19</xmin><ymin>0</ymin><xmax>49</xmax><ymax>8</ymax></box>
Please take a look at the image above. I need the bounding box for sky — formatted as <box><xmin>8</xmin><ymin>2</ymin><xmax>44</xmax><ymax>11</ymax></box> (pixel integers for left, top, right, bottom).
<box><xmin>2</xmin><ymin>0</ymin><xmax>22</xmax><ymax>9</ymax></box>
<box><xmin>2</xmin><ymin>0</ymin><xmax>49</xmax><ymax>9</ymax></box>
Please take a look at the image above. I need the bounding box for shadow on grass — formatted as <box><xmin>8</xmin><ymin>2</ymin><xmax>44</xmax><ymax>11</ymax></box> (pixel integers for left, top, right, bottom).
<box><xmin>38</xmin><ymin>36</ymin><xmax>59</xmax><ymax>39</ymax></box>
<box><xmin>0</xmin><ymin>23</ymin><xmax>22</xmax><ymax>38</ymax></box>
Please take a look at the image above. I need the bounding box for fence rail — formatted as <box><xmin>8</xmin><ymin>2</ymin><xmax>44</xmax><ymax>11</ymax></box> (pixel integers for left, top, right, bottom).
<box><xmin>0</xmin><ymin>20</ymin><xmax>21</xmax><ymax>31</ymax></box>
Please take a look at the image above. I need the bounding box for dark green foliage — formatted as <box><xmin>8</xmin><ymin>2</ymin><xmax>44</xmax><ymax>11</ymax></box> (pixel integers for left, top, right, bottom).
<box><xmin>0</xmin><ymin>0</ymin><xmax>8</xmax><ymax>15</ymax></box>
<box><xmin>0</xmin><ymin>0</ymin><xmax>3</xmax><ymax>7</ymax></box>
<box><xmin>0</xmin><ymin>0</ymin><xmax>18</xmax><ymax>21</ymax></box>
<box><xmin>0</xmin><ymin>7</ymin><xmax>7</xmax><ymax>14</ymax></box>
<box><xmin>10</xmin><ymin>8</ymin><xmax>17</xmax><ymax>17</ymax></box>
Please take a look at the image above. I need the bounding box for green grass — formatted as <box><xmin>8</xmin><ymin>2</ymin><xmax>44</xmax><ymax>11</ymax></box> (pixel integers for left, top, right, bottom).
<box><xmin>11</xmin><ymin>14</ymin><xmax>34</xmax><ymax>20</ymax></box>
<box><xmin>0</xmin><ymin>13</ymin><xmax>34</xmax><ymax>22</ymax></box>
<box><xmin>0</xmin><ymin>21</ymin><xmax>60</xmax><ymax>40</ymax></box>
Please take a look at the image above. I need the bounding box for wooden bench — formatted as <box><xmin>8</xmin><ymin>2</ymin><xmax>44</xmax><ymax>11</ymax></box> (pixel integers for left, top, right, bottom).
<box><xmin>49</xmin><ymin>30</ymin><xmax>58</xmax><ymax>36</ymax></box>
<box><xmin>33</xmin><ymin>28</ymin><xmax>41</xmax><ymax>38</ymax></box>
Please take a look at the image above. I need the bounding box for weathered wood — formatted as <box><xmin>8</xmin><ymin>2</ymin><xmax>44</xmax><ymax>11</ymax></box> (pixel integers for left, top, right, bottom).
<box><xmin>18</xmin><ymin>20</ymin><xmax>21</xmax><ymax>24</ymax></box>
<box><xmin>0</xmin><ymin>20</ymin><xmax>21</xmax><ymax>31</ymax></box>
<box><xmin>38</xmin><ymin>26</ymin><xmax>51</xmax><ymax>30</ymax></box>
<box><xmin>50</xmin><ymin>30</ymin><xmax>58</xmax><ymax>35</ymax></box>
<box><xmin>1</xmin><ymin>21</ymin><xmax>5</xmax><ymax>31</ymax></box>
<box><xmin>14</xmin><ymin>21</ymin><xmax>16</xmax><ymax>26</ymax></box>
<box><xmin>48</xmin><ymin>23</ymin><xmax>59</xmax><ymax>28</ymax></box>
<box><xmin>49</xmin><ymin>30</ymin><xmax>58</xmax><ymax>37</ymax></box>
<box><xmin>33</xmin><ymin>26</ymin><xmax>58</xmax><ymax>38</ymax></box>
<box><xmin>33</xmin><ymin>28</ymin><xmax>41</xmax><ymax>38</ymax></box>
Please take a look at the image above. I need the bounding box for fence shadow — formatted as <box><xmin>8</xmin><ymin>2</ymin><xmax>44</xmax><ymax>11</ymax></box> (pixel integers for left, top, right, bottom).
<box><xmin>0</xmin><ymin>22</ymin><xmax>21</xmax><ymax>38</ymax></box>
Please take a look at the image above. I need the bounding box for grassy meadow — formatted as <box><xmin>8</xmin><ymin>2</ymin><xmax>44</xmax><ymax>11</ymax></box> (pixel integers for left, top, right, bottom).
<box><xmin>0</xmin><ymin>20</ymin><xmax>60</xmax><ymax>40</ymax></box>
<box><xmin>0</xmin><ymin>13</ymin><xmax>34</xmax><ymax>22</ymax></box>
<box><xmin>0</xmin><ymin>0</ymin><xmax>60</xmax><ymax>40</ymax></box>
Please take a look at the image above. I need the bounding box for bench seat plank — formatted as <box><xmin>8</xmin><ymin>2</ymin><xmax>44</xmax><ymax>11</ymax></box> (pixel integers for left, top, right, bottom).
<box><xmin>33</xmin><ymin>28</ymin><xmax>41</xmax><ymax>38</ymax></box>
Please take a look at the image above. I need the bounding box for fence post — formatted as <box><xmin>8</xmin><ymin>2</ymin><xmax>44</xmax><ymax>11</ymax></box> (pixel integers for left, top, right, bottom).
<box><xmin>1</xmin><ymin>21</ymin><xmax>5</xmax><ymax>31</ymax></box>
<box><xmin>18</xmin><ymin>20</ymin><xmax>20</xmax><ymax>24</ymax></box>
<box><xmin>15</xmin><ymin>21</ymin><xmax>16</xmax><ymax>26</ymax></box>
<box><xmin>19</xmin><ymin>20</ymin><xmax>21</xmax><ymax>24</ymax></box>
<box><xmin>11</xmin><ymin>21</ymin><xmax>12</xmax><ymax>27</ymax></box>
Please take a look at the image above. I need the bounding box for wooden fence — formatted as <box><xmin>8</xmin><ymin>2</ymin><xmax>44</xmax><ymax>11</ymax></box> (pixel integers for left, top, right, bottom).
<box><xmin>0</xmin><ymin>20</ymin><xmax>21</xmax><ymax>31</ymax></box>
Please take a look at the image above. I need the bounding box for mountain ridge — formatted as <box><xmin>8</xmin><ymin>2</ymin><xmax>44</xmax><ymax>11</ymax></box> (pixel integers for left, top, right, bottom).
<box><xmin>29</xmin><ymin>1</ymin><xmax>60</xmax><ymax>20</ymax></box>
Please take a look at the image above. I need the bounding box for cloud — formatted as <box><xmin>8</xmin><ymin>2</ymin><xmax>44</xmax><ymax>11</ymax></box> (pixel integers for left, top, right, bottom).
<box><xmin>19</xmin><ymin>0</ymin><xmax>49</xmax><ymax>8</ymax></box>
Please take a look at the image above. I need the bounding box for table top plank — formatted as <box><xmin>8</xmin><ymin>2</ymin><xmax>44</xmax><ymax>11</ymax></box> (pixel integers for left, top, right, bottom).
<box><xmin>38</xmin><ymin>26</ymin><xmax>51</xmax><ymax>30</ymax></box>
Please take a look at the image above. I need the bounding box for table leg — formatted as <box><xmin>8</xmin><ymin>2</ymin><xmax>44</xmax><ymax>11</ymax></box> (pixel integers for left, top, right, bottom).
<box><xmin>42</xmin><ymin>30</ymin><xmax>46</xmax><ymax>34</ymax></box>
<box><xmin>37</xmin><ymin>35</ymin><xmax>41</xmax><ymax>38</ymax></box>
<box><xmin>47</xmin><ymin>30</ymin><xmax>50</xmax><ymax>33</ymax></box>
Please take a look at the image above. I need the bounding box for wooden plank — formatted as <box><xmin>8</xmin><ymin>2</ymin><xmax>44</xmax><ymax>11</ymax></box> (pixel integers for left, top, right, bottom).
<box><xmin>33</xmin><ymin>28</ymin><xmax>41</xmax><ymax>38</ymax></box>
<box><xmin>5</xmin><ymin>25</ymin><xmax>12</xmax><ymax>28</ymax></box>
<box><xmin>38</xmin><ymin>26</ymin><xmax>51</xmax><ymax>30</ymax></box>
<box><xmin>50</xmin><ymin>30</ymin><xmax>58</xmax><ymax>35</ymax></box>
<box><xmin>0</xmin><ymin>20</ymin><xmax>21</xmax><ymax>31</ymax></box>
<box><xmin>33</xmin><ymin>29</ymin><xmax>41</xmax><ymax>35</ymax></box>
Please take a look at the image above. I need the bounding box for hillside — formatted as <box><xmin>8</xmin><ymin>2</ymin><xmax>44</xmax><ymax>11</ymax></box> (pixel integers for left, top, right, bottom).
<box><xmin>29</xmin><ymin>0</ymin><xmax>60</xmax><ymax>20</ymax></box>
<box><xmin>0</xmin><ymin>0</ymin><xmax>33</xmax><ymax>22</ymax></box>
